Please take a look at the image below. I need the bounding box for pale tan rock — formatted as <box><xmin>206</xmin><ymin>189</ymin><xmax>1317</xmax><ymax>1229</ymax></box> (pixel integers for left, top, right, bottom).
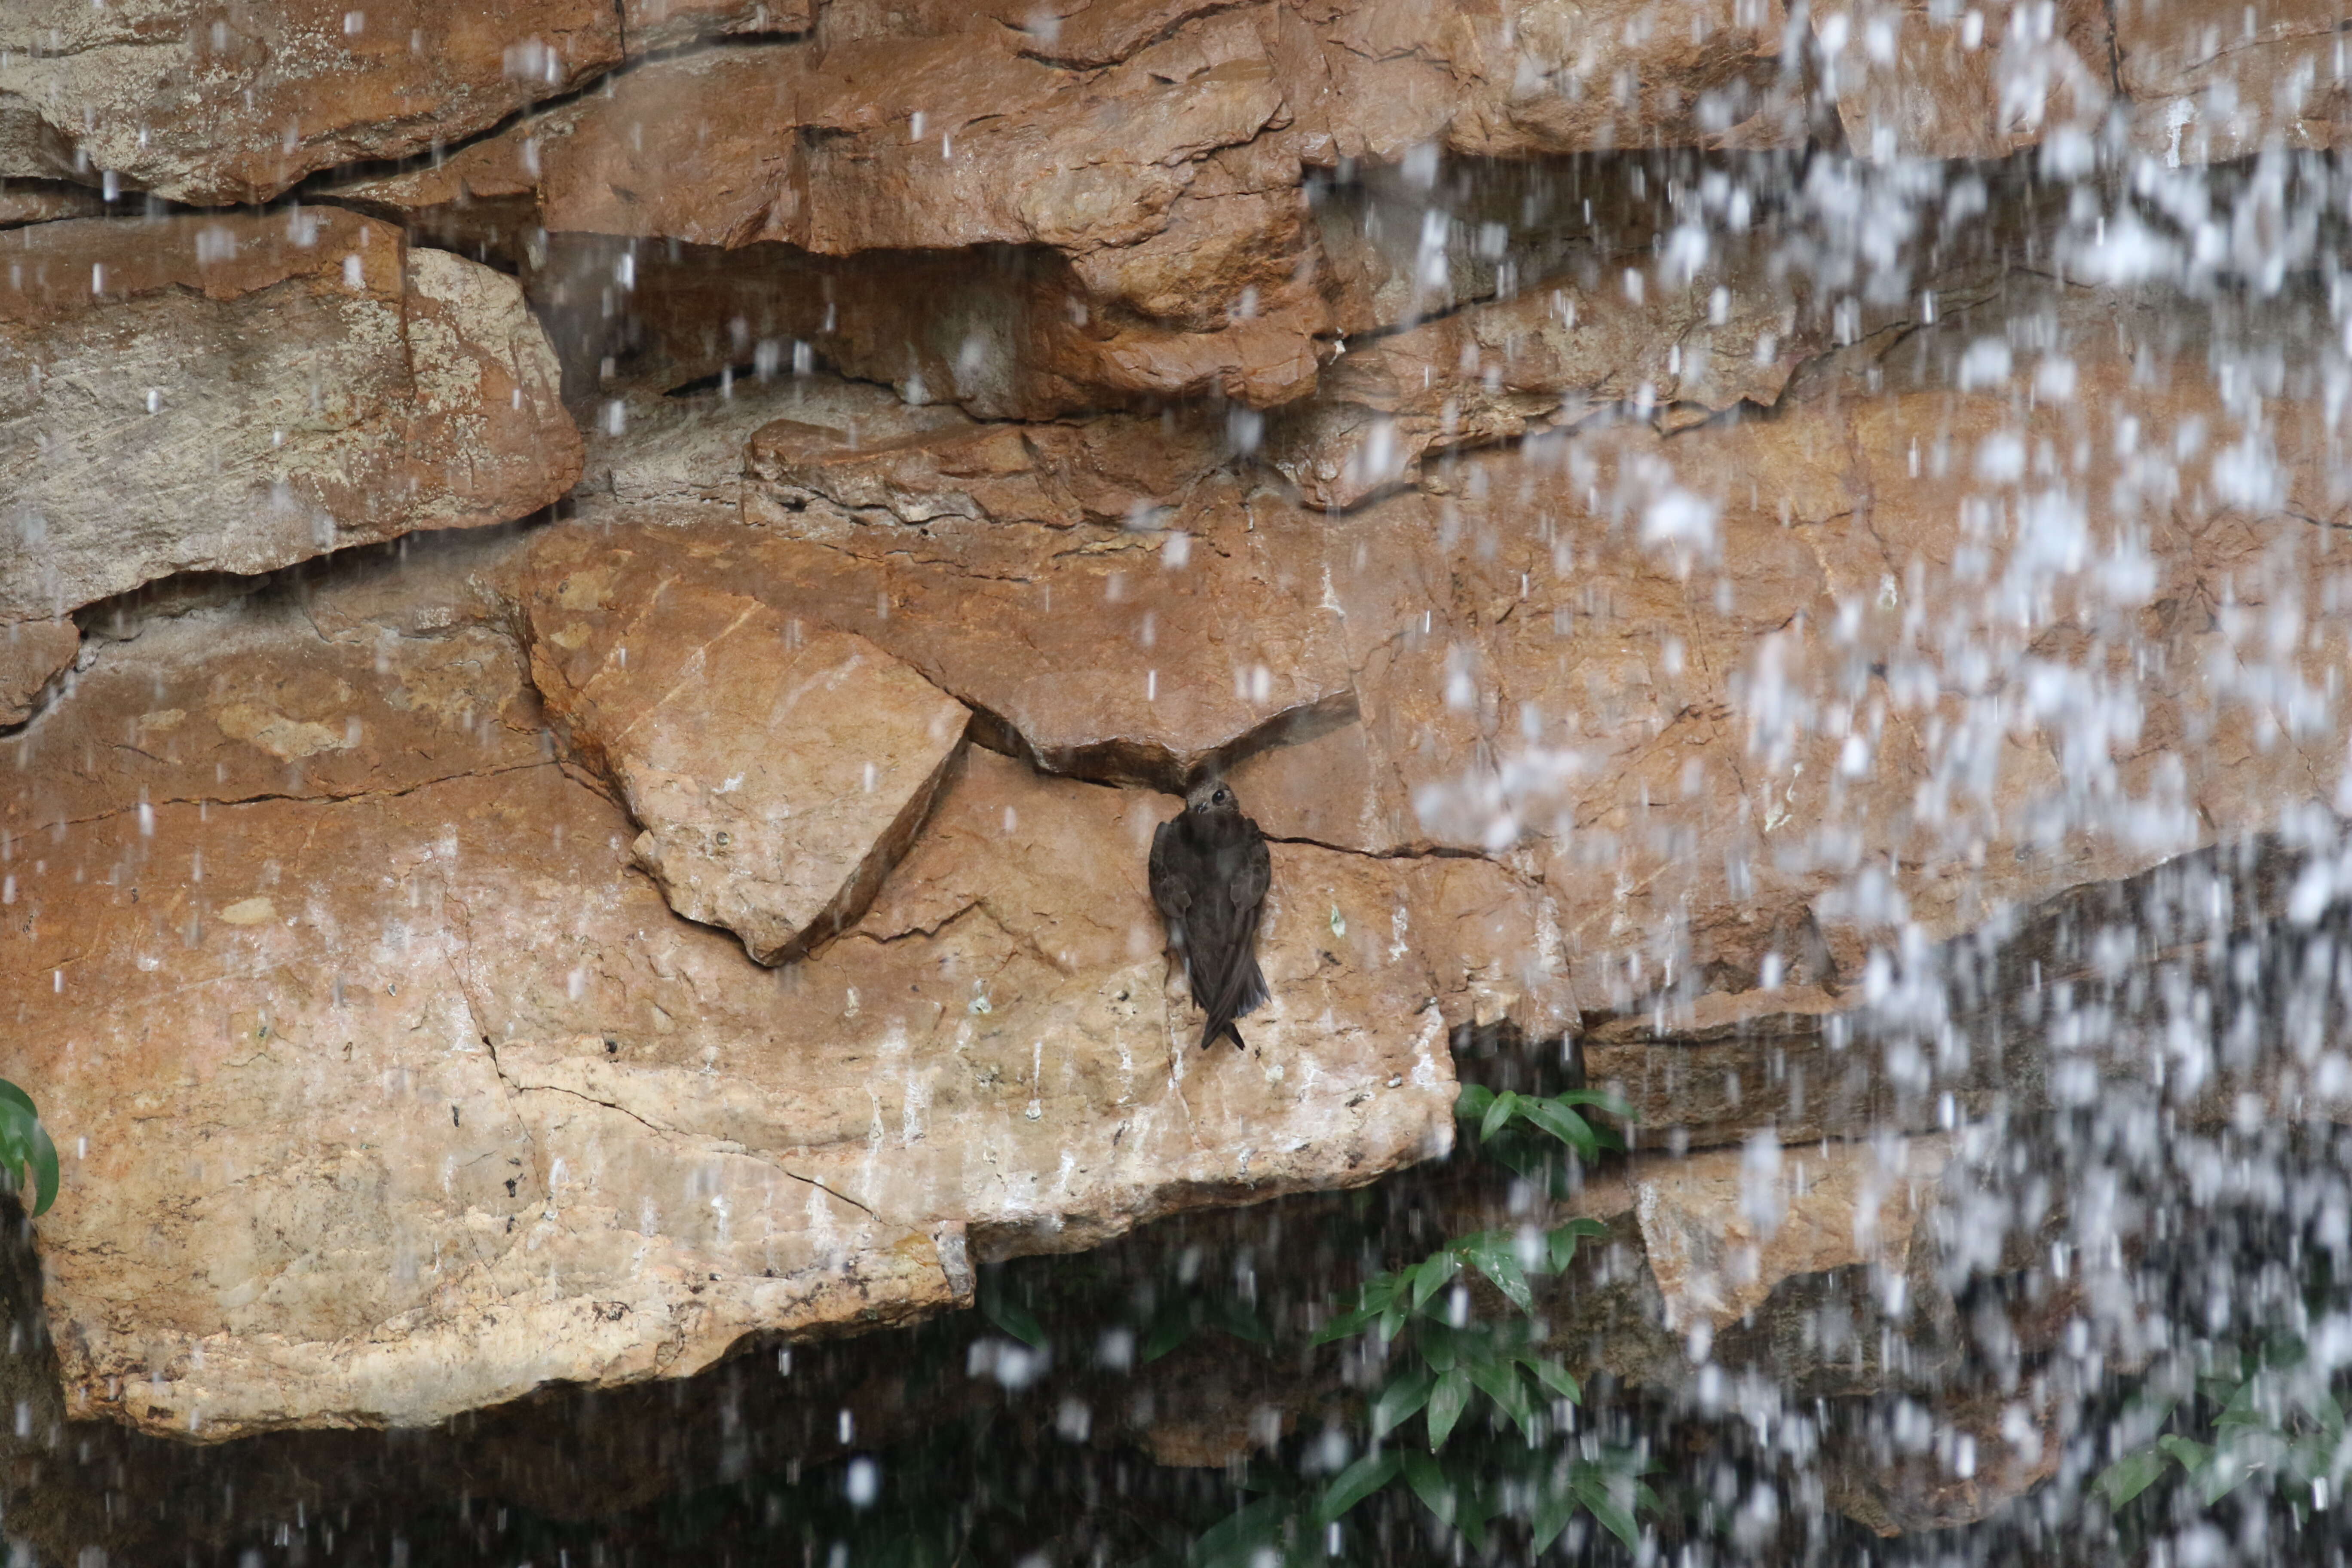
<box><xmin>1816</xmin><ymin>0</ymin><xmax>2111</xmax><ymax>161</ymax></box>
<box><xmin>2</xmin><ymin>568</ymin><xmax>1534</xmax><ymax>1436</ymax></box>
<box><xmin>744</xmin><ymin>393</ymin><xmax>1225</xmax><ymax>531</ymax></box>
<box><xmin>0</xmin><ymin>180</ymin><xmax>106</xmax><ymax>228</ymax></box>
<box><xmin>329</xmin><ymin>0</ymin><xmax>1819</xmax><ymax>415</ymax></box>
<box><xmin>1268</xmin><ymin>248</ymin><xmax>1810</xmax><ymax>509</ymax></box>
<box><xmin>570</xmin><ymin>383</ymin><xmax>829</xmax><ymax>512</ymax></box>
<box><xmin>0</xmin><ymin>211</ymin><xmax>581</xmax><ymax>635</ymax></box>
<box><xmin>521</xmin><ymin>557</ymin><xmax>971</xmax><ymax>963</ymax></box>
<box><xmin>0</xmin><ymin>0</ymin><xmax>625</xmax><ymax>205</ymax></box>
<box><xmin>623</xmin><ymin>0</ymin><xmax>811</xmax><ymax>51</ymax></box>
<box><xmin>1566</xmin><ymin>1136</ymin><xmax>1951</xmax><ymax>1333</ymax></box>
<box><xmin>0</xmin><ymin>618</ymin><xmax>76</xmax><ymax>725</ymax></box>
<box><xmin>2119</xmin><ymin>0</ymin><xmax>2352</xmax><ymax>162</ymax></box>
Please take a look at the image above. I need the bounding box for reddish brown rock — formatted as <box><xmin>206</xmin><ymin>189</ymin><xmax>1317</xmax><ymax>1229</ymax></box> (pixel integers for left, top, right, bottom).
<box><xmin>522</xmin><ymin>561</ymin><xmax>971</xmax><ymax>964</ymax></box>
<box><xmin>0</xmin><ymin>534</ymin><xmax>1565</xmax><ymax>1436</ymax></box>
<box><xmin>665</xmin><ymin>481</ymin><xmax>1377</xmax><ymax>786</ymax></box>
<box><xmin>0</xmin><ymin>211</ymin><xmax>580</xmax><ymax>635</ymax></box>
<box><xmin>0</xmin><ymin>180</ymin><xmax>106</xmax><ymax>228</ymax></box>
<box><xmin>515</xmin><ymin>230</ymin><xmax>1324</xmax><ymax>417</ymax></box>
<box><xmin>0</xmin><ymin>619</ymin><xmax>77</xmax><ymax>726</ymax></box>
<box><xmin>0</xmin><ymin>0</ymin><xmax>624</xmax><ymax>205</ymax></box>
<box><xmin>331</xmin><ymin>1</ymin><xmax>1818</xmax><ymax>413</ymax></box>
<box><xmin>1268</xmin><ymin>246</ymin><xmax>1810</xmax><ymax>509</ymax></box>
<box><xmin>624</xmin><ymin>0</ymin><xmax>811</xmax><ymax>51</ymax></box>
<box><xmin>2119</xmin><ymin>0</ymin><xmax>2352</xmax><ymax>162</ymax></box>
<box><xmin>1815</xmin><ymin>0</ymin><xmax>2111</xmax><ymax>161</ymax></box>
<box><xmin>1562</xmin><ymin>1134</ymin><xmax>1950</xmax><ymax>1334</ymax></box>
<box><xmin>744</xmin><ymin>388</ymin><xmax>1225</xmax><ymax>531</ymax></box>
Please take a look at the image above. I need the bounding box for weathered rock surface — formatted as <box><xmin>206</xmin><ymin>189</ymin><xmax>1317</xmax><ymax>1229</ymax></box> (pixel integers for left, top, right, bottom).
<box><xmin>1268</xmin><ymin>245</ymin><xmax>1812</xmax><ymax>508</ymax></box>
<box><xmin>712</xmin><ymin>272</ymin><xmax>2352</xmax><ymax>1118</ymax></box>
<box><xmin>0</xmin><ymin>180</ymin><xmax>106</xmax><ymax>228</ymax></box>
<box><xmin>0</xmin><ymin>0</ymin><xmax>626</xmax><ymax>204</ymax></box>
<box><xmin>2119</xmin><ymin>0</ymin><xmax>2352</xmax><ymax>162</ymax></box>
<box><xmin>0</xmin><ymin>617</ymin><xmax>77</xmax><ymax>725</ymax></box>
<box><xmin>0</xmin><ymin>535</ymin><xmax>1566</xmax><ymax>1436</ymax></box>
<box><xmin>522</xmin><ymin>543</ymin><xmax>972</xmax><ymax>963</ymax></box>
<box><xmin>0</xmin><ymin>210</ymin><xmax>580</xmax><ymax>640</ymax></box>
<box><xmin>496</xmin><ymin>232</ymin><xmax>1328</xmax><ymax>417</ymax></box>
<box><xmin>1816</xmin><ymin>0</ymin><xmax>2111</xmax><ymax>161</ymax></box>
<box><xmin>331</xmin><ymin>0</ymin><xmax>1809</xmax><ymax>413</ymax></box>
<box><xmin>1564</xmin><ymin>1134</ymin><xmax>1950</xmax><ymax>1336</ymax></box>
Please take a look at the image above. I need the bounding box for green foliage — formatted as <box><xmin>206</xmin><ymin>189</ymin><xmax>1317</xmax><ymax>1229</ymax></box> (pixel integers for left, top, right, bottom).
<box><xmin>0</xmin><ymin>1080</ymin><xmax>58</xmax><ymax>1217</ymax></box>
<box><xmin>2095</xmin><ymin>1340</ymin><xmax>2351</xmax><ymax>1518</ymax></box>
<box><xmin>976</xmin><ymin>1270</ymin><xmax>1048</xmax><ymax>1351</ymax></box>
<box><xmin>1310</xmin><ymin>1221</ymin><xmax>1605</xmax><ymax>1449</ymax></box>
<box><xmin>1285</xmin><ymin>1081</ymin><xmax>1650</xmax><ymax>1552</ymax></box>
<box><xmin>1454</xmin><ymin>1084</ymin><xmax>1631</xmax><ymax>1187</ymax></box>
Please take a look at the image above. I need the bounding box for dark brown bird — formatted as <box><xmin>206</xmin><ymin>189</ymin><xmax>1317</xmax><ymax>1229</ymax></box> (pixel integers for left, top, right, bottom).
<box><xmin>1149</xmin><ymin>779</ymin><xmax>1272</xmax><ymax>1050</ymax></box>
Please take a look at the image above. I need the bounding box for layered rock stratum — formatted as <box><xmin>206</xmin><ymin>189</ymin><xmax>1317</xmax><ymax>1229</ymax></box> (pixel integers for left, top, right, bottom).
<box><xmin>0</xmin><ymin>0</ymin><xmax>2347</xmax><ymax>1466</ymax></box>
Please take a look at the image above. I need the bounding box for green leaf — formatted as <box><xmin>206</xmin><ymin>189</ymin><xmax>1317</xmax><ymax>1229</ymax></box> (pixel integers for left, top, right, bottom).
<box><xmin>0</xmin><ymin>1098</ymin><xmax>57</xmax><ymax>1219</ymax></box>
<box><xmin>1370</xmin><ymin>1364</ymin><xmax>1436</xmax><ymax>1439</ymax></box>
<box><xmin>0</xmin><ymin>1080</ymin><xmax>37</xmax><ymax>1120</ymax></box>
<box><xmin>1479</xmin><ymin>1091</ymin><xmax>1519</xmax><ymax>1142</ymax></box>
<box><xmin>1530</xmin><ymin>1476</ymin><xmax>1580</xmax><ymax>1552</ymax></box>
<box><xmin>1518</xmin><ymin>1098</ymin><xmax>1599</xmax><ymax>1160</ymax></box>
<box><xmin>1545</xmin><ymin>1219</ymin><xmax>1606</xmax><ymax>1274</ymax></box>
<box><xmin>1454</xmin><ymin>1084</ymin><xmax>1496</xmax><ymax>1121</ymax></box>
<box><xmin>2094</xmin><ymin>1448</ymin><xmax>2170</xmax><ymax>1509</ymax></box>
<box><xmin>977</xmin><ymin>1280</ymin><xmax>1047</xmax><ymax>1351</ymax></box>
<box><xmin>1427</xmin><ymin>1367</ymin><xmax>1472</xmax><ymax>1449</ymax></box>
<box><xmin>1139</xmin><ymin>1311</ymin><xmax>1196</xmax><ymax>1365</ymax></box>
<box><xmin>1186</xmin><ymin>1494</ymin><xmax>1291</xmax><ymax>1568</ymax></box>
<box><xmin>1461</xmin><ymin>1232</ymin><xmax>1533</xmax><ymax>1313</ymax></box>
<box><xmin>2157</xmin><ymin>1433</ymin><xmax>2213</xmax><ymax>1476</ymax></box>
<box><xmin>1461</xmin><ymin>1355</ymin><xmax>1534</xmax><ymax>1432</ymax></box>
<box><xmin>26</xmin><ymin>1118</ymin><xmax>56</xmax><ymax>1218</ymax></box>
<box><xmin>1309</xmin><ymin>1302</ymin><xmax>1383</xmax><ymax>1347</ymax></box>
<box><xmin>1548</xmin><ymin>1089</ymin><xmax>1636</xmax><ymax>1121</ymax></box>
<box><xmin>1377</xmin><ymin>1296</ymin><xmax>1409</xmax><ymax>1344</ymax></box>
<box><xmin>1418</xmin><ymin>1322</ymin><xmax>1458</xmax><ymax>1373</ymax></box>
<box><xmin>1316</xmin><ymin>1452</ymin><xmax>1402</xmax><ymax>1525</ymax></box>
<box><xmin>1409</xmin><ymin>1251</ymin><xmax>1463</xmax><ymax>1311</ymax></box>
<box><xmin>1206</xmin><ymin>1297</ymin><xmax>1273</xmax><ymax>1346</ymax></box>
<box><xmin>1522</xmin><ymin>1356</ymin><xmax>1581</xmax><ymax>1403</ymax></box>
<box><xmin>1573</xmin><ymin>1470</ymin><xmax>1642</xmax><ymax>1550</ymax></box>
<box><xmin>1399</xmin><ymin>1449</ymin><xmax>1455</xmax><ymax>1525</ymax></box>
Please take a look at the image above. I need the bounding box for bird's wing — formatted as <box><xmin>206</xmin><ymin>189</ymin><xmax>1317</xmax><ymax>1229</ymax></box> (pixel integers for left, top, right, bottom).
<box><xmin>1196</xmin><ymin>823</ymin><xmax>1274</xmax><ymax>1035</ymax></box>
<box><xmin>1148</xmin><ymin>818</ymin><xmax>1191</xmax><ymax>924</ymax></box>
<box><xmin>1229</xmin><ymin>825</ymin><xmax>1272</xmax><ymax>919</ymax></box>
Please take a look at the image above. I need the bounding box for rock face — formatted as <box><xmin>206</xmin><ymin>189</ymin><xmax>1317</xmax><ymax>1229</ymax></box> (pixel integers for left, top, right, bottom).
<box><xmin>1267</xmin><ymin>242</ymin><xmax>1812</xmax><ymax>508</ymax></box>
<box><xmin>0</xmin><ymin>210</ymin><xmax>580</xmax><ymax>639</ymax></box>
<box><xmin>0</xmin><ymin>0</ymin><xmax>627</xmax><ymax>204</ymax></box>
<box><xmin>3</xmin><ymin>536</ymin><xmax>1539</xmax><ymax>1436</ymax></box>
<box><xmin>2118</xmin><ymin>0</ymin><xmax>2352</xmax><ymax>161</ymax></box>
<box><xmin>0</xmin><ymin>0</ymin><xmax>2346</xmax><ymax>1491</ymax></box>
<box><xmin>521</xmin><ymin>538</ymin><xmax>973</xmax><ymax>963</ymax></box>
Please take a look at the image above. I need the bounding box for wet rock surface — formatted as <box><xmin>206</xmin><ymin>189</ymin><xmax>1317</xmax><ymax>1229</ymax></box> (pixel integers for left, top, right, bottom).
<box><xmin>520</xmin><ymin>542</ymin><xmax>972</xmax><ymax>963</ymax></box>
<box><xmin>0</xmin><ymin>209</ymin><xmax>580</xmax><ymax>634</ymax></box>
<box><xmin>0</xmin><ymin>7</ymin><xmax>2348</xmax><ymax>1560</ymax></box>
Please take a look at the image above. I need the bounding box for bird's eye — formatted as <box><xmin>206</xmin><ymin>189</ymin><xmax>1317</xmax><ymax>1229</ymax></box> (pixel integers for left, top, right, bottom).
<box><xmin>1213</xmin><ymin>789</ymin><xmax>1230</xmax><ymax>804</ymax></box>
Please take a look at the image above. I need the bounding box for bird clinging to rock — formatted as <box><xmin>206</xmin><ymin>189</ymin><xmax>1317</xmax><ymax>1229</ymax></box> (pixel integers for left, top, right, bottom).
<box><xmin>1149</xmin><ymin>778</ymin><xmax>1273</xmax><ymax>1050</ymax></box>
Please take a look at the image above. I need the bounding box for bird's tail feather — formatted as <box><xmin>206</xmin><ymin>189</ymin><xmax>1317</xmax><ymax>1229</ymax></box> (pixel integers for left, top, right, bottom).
<box><xmin>1198</xmin><ymin>957</ymin><xmax>1269</xmax><ymax>1051</ymax></box>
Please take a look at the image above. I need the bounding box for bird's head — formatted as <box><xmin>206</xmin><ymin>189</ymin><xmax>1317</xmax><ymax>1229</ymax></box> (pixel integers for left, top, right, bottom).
<box><xmin>1185</xmin><ymin>779</ymin><xmax>1242</xmax><ymax>816</ymax></box>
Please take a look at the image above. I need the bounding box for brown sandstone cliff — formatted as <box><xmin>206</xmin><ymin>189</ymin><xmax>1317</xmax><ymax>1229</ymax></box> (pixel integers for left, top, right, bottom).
<box><xmin>0</xmin><ymin>0</ymin><xmax>2346</xmax><ymax>1445</ymax></box>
